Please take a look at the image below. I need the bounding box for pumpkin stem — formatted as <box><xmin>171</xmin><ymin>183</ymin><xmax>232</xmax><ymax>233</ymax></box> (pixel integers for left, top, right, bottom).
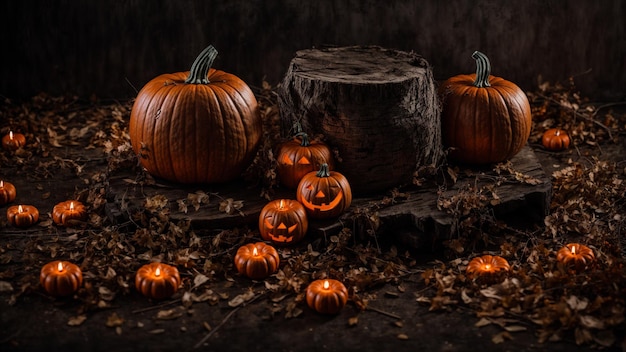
<box><xmin>294</xmin><ymin>132</ymin><xmax>311</xmax><ymax>147</ymax></box>
<box><xmin>316</xmin><ymin>163</ymin><xmax>330</xmax><ymax>178</ymax></box>
<box><xmin>471</xmin><ymin>51</ymin><xmax>491</xmax><ymax>88</ymax></box>
<box><xmin>293</xmin><ymin>121</ymin><xmax>304</xmax><ymax>135</ymax></box>
<box><xmin>185</xmin><ymin>45</ymin><xmax>218</xmax><ymax>84</ymax></box>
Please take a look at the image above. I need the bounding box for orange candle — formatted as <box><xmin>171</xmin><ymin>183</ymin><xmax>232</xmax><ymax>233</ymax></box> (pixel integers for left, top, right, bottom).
<box><xmin>306</xmin><ymin>279</ymin><xmax>348</xmax><ymax>314</ymax></box>
<box><xmin>234</xmin><ymin>242</ymin><xmax>280</xmax><ymax>280</ymax></box>
<box><xmin>40</xmin><ymin>261</ymin><xmax>83</xmax><ymax>296</ymax></box>
<box><xmin>2</xmin><ymin>131</ymin><xmax>26</xmax><ymax>150</ymax></box>
<box><xmin>135</xmin><ymin>263</ymin><xmax>181</xmax><ymax>300</ymax></box>
<box><xmin>557</xmin><ymin>243</ymin><xmax>595</xmax><ymax>271</ymax></box>
<box><xmin>0</xmin><ymin>180</ymin><xmax>16</xmax><ymax>205</ymax></box>
<box><xmin>7</xmin><ymin>204</ymin><xmax>39</xmax><ymax>227</ymax></box>
<box><xmin>52</xmin><ymin>200</ymin><xmax>86</xmax><ymax>226</ymax></box>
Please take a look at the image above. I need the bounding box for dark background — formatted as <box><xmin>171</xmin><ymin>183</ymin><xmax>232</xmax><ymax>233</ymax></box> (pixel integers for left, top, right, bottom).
<box><xmin>1</xmin><ymin>0</ymin><xmax>624</xmax><ymax>101</ymax></box>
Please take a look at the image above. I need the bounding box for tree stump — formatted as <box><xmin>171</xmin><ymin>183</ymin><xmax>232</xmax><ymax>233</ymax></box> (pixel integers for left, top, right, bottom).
<box><xmin>278</xmin><ymin>46</ymin><xmax>442</xmax><ymax>194</ymax></box>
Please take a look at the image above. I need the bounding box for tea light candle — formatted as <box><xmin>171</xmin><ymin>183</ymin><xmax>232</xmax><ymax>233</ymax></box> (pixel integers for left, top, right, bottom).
<box><xmin>7</xmin><ymin>204</ymin><xmax>39</xmax><ymax>227</ymax></box>
<box><xmin>234</xmin><ymin>242</ymin><xmax>280</xmax><ymax>280</ymax></box>
<box><xmin>306</xmin><ymin>279</ymin><xmax>349</xmax><ymax>314</ymax></box>
<box><xmin>466</xmin><ymin>255</ymin><xmax>510</xmax><ymax>284</ymax></box>
<box><xmin>135</xmin><ymin>262</ymin><xmax>181</xmax><ymax>300</ymax></box>
<box><xmin>40</xmin><ymin>260</ymin><xmax>83</xmax><ymax>296</ymax></box>
<box><xmin>2</xmin><ymin>131</ymin><xmax>26</xmax><ymax>150</ymax></box>
<box><xmin>52</xmin><ymin>200</ymin><xmax>86</xmax><ymax>226</ymax></box>
<box><xmin>557</xmin><ymin>243</ymin><xmax>595</xmax><ymax>271</ymax></box>
<box><xmin>0</xmin><ymin>180</ymin><xmax>16</xmax><ymax>205</ymax></box>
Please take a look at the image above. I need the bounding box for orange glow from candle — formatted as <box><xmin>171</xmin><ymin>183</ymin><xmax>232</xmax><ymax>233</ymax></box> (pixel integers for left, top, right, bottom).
<box><xmin>57</xmin><ymin>261</ymin><xmax>64</xmax><ymax>272</ymax></box>
<box><xmin>252</xmin><ymin>247</ymin><xmax>259</xmax><ymax>256</ymax></box>
<box><xmin>279</xmin><ymin>199</ymin><xmax>285</xmax><ymax>210</ymax></box>
<box><xmin>69</xmin><ymin>202</ymin><xmax>74</xmax><ymax>211</ymax></box>
<box><xmin>323</xmin><ymin>280</ymin><xmax>330</xmax><ymax>290</ymax></box>
<box><xmin>571</xmin><ymin>245</ymin><xmax>576</xmax><ymax>254</ymax></box>
<box><xmin>9</xmin><ymin>131</ymin><xmax>13</xmax><ymax>140</ymax></box>
<box><xmin>155</xmin><ymin>266</ymin><xmax>161</xmax><ymax>277</ymax></box>
<box><xmin>0</xmin><ymin>180</ymin><xmax>3</xmax><ymax>187</ymax></box>
<box><xmin>18</xmin><ymin>205</ymin><xmax>23</xmax><ymax>213</ymax></box>
<box><xmin>484</xmin><ymin>264</ymin><xmax>491</xmax><ymax>270</ymax></box>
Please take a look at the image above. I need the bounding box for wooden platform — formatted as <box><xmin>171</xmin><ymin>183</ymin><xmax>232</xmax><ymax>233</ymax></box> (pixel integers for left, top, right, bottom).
<box><xmin>105</xmin><ymin>146</ymin><xmax>551</xmax><ymax>246</ymax></box>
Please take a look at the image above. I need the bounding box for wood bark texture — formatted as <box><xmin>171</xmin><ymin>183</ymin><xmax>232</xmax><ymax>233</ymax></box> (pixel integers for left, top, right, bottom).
<box><xmin>278</xmin><ymin>46</ymin><xmax>442</xmax><ymax>193</ymax></box>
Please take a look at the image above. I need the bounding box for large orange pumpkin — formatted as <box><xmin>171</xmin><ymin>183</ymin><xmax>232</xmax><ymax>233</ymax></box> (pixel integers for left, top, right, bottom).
<box><xmin>296</xmin><ymin>163</ymin><xmax>352</xmax><ymax>219</ymax></box>
<box><xmin>439</xmin><ymin>51</ymin><xmax>532</xmax><ymax>165</ymax></box>
<box><xmin>129</xmin><ymin>45</ymin><xmax>262</xmax><ymax>184</ymax></box>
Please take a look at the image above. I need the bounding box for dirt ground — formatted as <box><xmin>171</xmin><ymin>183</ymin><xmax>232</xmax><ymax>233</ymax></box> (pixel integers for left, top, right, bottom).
<box><xmin>0</xmin><ymin>88</ymin><xmax>625</xmax><ymax>352</ymax></box>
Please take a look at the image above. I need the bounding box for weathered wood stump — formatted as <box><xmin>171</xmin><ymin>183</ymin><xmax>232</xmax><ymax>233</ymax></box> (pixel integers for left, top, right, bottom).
<box><xmin>278</xmin><ymin>46</ymin><xmax>442</xmax><ymax>194</ymax></box>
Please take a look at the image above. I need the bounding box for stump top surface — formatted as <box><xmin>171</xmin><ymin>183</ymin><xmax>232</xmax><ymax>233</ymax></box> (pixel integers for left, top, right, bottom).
<box><xmin>291</xmin><ymin>46</ymin><xmax>430</xmax><ymax>84</ymax></box>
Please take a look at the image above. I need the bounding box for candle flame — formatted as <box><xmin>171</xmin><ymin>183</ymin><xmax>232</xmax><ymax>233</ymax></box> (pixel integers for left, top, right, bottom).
<box><xmin>0</xmin><ymin>180</ymin><xmax>3</xmax><ymax>187</ymax></box>
<box><xmin>252</xmin><ymin>247</ymin><xmax>259</xmax><ymax>256</ymax></box>
<box><xmin>279</xmin><ymin>199</ymin><xmax>285</xmax><ymax>209</ymax></box>
<box><xmin>57</xmin><ymin>262</ymin><xmax>64</xmax><ymax>272</ymax></box>
<box><xmin>155</xmin><ymin>266</ymin><xmax>161</xmax><ymax>277</ymax></box>
<box><xmin>323</xmin><ymin>280</ymin><xmax>330</xmax><ymax>289</ymax></box>
<box><xmin>18</xmin><ymin>205</ymin><xmax>23</xmax><ymax>213</ymax></box>
<box><xmin>484</xmin><ymin>264</ymin><xmax>491</xmax><ymax>270</ymax></box>
<box><xmin>571</xmin><ymin>245</ymin><xmax>576</xmax><ymax>255</ymax></box>
<box><xmin>9</xmin><ymin>131</ymin><xmax>13</xmax><ymax>140</ymax></box>
<box><xmin>555</xmin><ymin>130</ymin><xmax>561</xmax><ymax>136</ymax></box>
<box><xmin>69</xmin><ymin>202</ymin><xmax>74</xmax><ymax>211</ymax></box>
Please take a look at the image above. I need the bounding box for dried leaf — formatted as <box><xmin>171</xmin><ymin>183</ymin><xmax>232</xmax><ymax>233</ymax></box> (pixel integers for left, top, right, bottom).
<box><xmin>67</xmin><ymin>315</ymin><xmax>87</xmax><ymax>326</ymax></box>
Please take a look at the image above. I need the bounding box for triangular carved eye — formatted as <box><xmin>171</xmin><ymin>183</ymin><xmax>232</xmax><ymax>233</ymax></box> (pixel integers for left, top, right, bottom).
<box><xmin>315</xmin><ymin>190</ymin><xmax>326</xmax><ymax>198</ymax></box>
<box><xmin>297</xmin><ymin>156</ymin><xmax>310</xmax><ymax>165</ymax></box>
<box><xmin>282</xmin><ymin>154</ymin><xmax>294</xmax><ymax>165</ymax></box>
<box><xmin>287</xmin><ymin>224</ymin><xmax>298</xmax><ymax>233</ymax></box>
<box><xmin>277</xmin><ymin>222</ymin><xmax>287</xmax><ymax>230</ymax></box>
<box><xmin>306</xmin><ymin>184</ymin><xmax>314</xmax><ymax>191</ymax></box>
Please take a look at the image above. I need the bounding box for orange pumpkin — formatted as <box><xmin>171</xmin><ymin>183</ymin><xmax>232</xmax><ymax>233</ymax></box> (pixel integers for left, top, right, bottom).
<box><xmin>259</xmin><ymin>199</ymin><xmax>308</xmax><ymax>245</ymax></box>
<box><xmin>296</xmin><ymin>163</ymin><xmax>352</xmax><ymax>219</ymax></box>
<box><xmin>556</xmin><ymin>243</ymin><xmax>595</xmax><ymax>272</ymax></box>
<box><xmin>439</xmin><ymin>51</ymin><xmax>532</xmax><ymax>165</ymax></box>
<box><xmin>52</xmin><ymin>200</ymin><xmax>87</xmax><ymax>227</ymax></box>
<box><xmin>0</xmin><ymin>180</ymin><xmax>16</xmax><ymax>206</ymax></box>
<box><xmin>234</xmin><ymin>242</ymin><xmax>280</xmax><ymax>280</ymax></box>
<box><xmin>7</xmin><ymin>204</ymin><xmax>39</xmax><ymax>227</ymax></box>
<box><xmin>542</xmin><ymin>128</ymin><xmax>570</xmax><ymax>151</ymax></box>
<box><xmin>466</xmin><ymin>255</ymin><xmax>510</xmax><ymax>283</ymax></box>
<box><xmin>135</xmin><ymin>263</ymin><xmax>181</xmax><ymax>300</ymax></box>
<box><xmin>129</xmin><ymin>45</ymin><xmax>262</xmax><ymax>184</ymax></box>
<box><xmin>306</xmin><ymin>279</ymin><xmax>348</xmax><ymax>315</ymax></box>
<box><xmin>276</xmin><ymin>132</ymin><xmax>334</xmax><ymax>189</ymax></box>
<box><xmin>2</xmin><ymin>131</ymin><xmax>26</xmax><ymax>150</ymax></box>
<box><xmin>40</xmin><ymin>261</ymin><xmax>83</xmax><ymax>297</ymax></box>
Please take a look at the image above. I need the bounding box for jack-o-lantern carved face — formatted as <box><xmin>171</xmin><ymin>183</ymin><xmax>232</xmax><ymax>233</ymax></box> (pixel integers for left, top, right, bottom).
<box><xmin>297</xmin><ymin>164</ymin><xmax>352</xmax><ymax>219</ymax></box>
<box><xmin>259</xmin><ymin>199</ymin><xmax>308</xmax><ymax>245</ymax></box>
<box><xmin>276</xmin><ymin>133</ymin><xmax>334</xmax><ymax>189</ymax></box>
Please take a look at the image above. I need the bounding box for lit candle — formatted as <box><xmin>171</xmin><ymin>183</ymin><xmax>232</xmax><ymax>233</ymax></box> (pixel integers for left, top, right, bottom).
<box><xmin>6</xmin><ymin>204</ymin><xmax>39</xmax><ymax>227</ymax></box>
<box><xmin>234</xmin><ymin>242</ymin><xmax>280</xmax><ymax>280</ymax></box>
<box><xmin>135</xmin><ymin>262</ymin><xmax>181</xmax><ymax>300</ymax></box>
<box><xmin>259</xmin><ymin>199</ymin><xmax>308</xmax><ymax>245</ymax></box>
<box><xmin>2</xmin><ymin>131</ymin><xmax>26</xmax><ymax>150</ymax></box>
<box><xmin>0</xmin><ymin>180</ymin><xmax>16</xmax><ymax>205</ymax></box>
<box><xmin>52</xmin><ymin>200</ymin><xmax>86</xmax><ymax>227</ymax></box>
<box><xmin>557</xmin><ymin>243</ymin><xmax>595</xmax><ymax>271</ymax></box>
<box><xmin>305</xmin><ymin>279</ymin><xmax>349</xmax><ymax>314</ymax></box>
<box><xmin>466</xmin><ymin>255</ymin><xmax>510</xmax><ymax>284</ymax></box>
<box><xmin>40</xmin><ymin>260</ymin><xmax>83</xmax><ymax>296</ymax></box>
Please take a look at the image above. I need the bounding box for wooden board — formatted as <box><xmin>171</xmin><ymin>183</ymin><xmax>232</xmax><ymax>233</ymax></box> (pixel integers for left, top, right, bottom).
<box><xmin>105</xmin><ymin>146</ymin><xmax>551</xmax><ymax>248</ymax></box>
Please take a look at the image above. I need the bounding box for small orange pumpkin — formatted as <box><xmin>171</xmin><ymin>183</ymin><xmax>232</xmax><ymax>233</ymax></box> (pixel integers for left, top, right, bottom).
<box><xmin>7</xmin><ymin>204</ymin><xmax>39</xmax><ymax>227</ymax></box>
<box><xmin>259</xmin><ymin>199</ymin><xmax>308</xmax><ymax>245</ymax></box>
<box><xmin>296</xmin><ymin>163</ymin><xmax>352</xmax><ymax>219</ymax></box>
<box><xmin>556</xmin><ymin>243</ymin><xmax>595</xmax><ymax>272</ymax></box>
<box><xmin>52</xmin><ymin>200</ymin><xmax>87</xmax><ymax>227</ymax></box>
<box><xmin>439</xmin><ymin>51</ymin><xmax>532</xmax><ymax>165</ymax></box>
<box><xmin>306</xmin><ymin>279</ymin><xmax>348</xmax><ymax>315</ymax></box>
<box><xmin>135</xmin><ymin>263</ymin><xmax>181</xmax><ymax>300</ymax></box>
<box><xmin>276</xmin><ymin>132</ymin><xmax>334</xmax><ymax>189</ymax></box>
<box><xmin>2</xmin><ymin>131</ymin><xmax>26</xmax><ymax>150</ymax></box>
<box><xmin>40</xmin><ymin>261</ymin><xmax>83</xmax><ymax>297</ymax></box>
<box><xmin>466</xmin><ymin>255</ymin><xmax>510</xmax><ymax>283</ymax></box>
<box><xmin>542</xmin><ymin>128</ymin><xmax>570</xmax><ymax>151</ymax></box>
<box><xmin>0</xmin><ymin>180</ymin><xmax>17</xmax><ymax>206</ymax></box>
<box><xmin>234</xmin><ymin>242</ymin><xmax>280</xmax><ymax>280</ymax></box>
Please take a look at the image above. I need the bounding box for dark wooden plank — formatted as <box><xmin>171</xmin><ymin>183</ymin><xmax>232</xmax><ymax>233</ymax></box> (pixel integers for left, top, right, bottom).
<box><xmin>105</xmin><ymin>146</ymin><xmax>551</xmax><ymax>248</ymax></box>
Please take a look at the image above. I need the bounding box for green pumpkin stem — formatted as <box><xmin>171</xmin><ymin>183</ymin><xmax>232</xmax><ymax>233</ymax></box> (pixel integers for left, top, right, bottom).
<box><xmin>294</xmin><ymin>132</ymin><xmax>311</xmax><ymax>147</ymax></box>
<box><xmin>185</xmin><ymin>45</ymin><xmax>218</xmax><ymax>84</ymax></box>
<box><xmin>316</xmin><ymin>163</ymin><xmax>330</xmax><ymax>178</ymax></box>
<box><xmin>471</xmin><ymin>51</ymin><xmax>491</xmax><ymax>88</ymax></box>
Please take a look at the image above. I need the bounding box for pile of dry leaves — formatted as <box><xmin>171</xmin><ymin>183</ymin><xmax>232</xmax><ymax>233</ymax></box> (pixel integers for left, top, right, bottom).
<box><xmin>0</xmin><ymin>77</ymin><xmax>625</xmax><ymax>349</ymax></box>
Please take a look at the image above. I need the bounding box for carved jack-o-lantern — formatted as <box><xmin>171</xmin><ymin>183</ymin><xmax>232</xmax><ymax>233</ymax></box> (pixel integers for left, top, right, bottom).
<box><xmin>276</xmin><ymin>133</ymin><xmax>334</xmax><ymax>189</ymax></box>
<box><xmin>259</xmin><ymin>199</ymin><xmax>308</xmax><ymax>245</ymax></box>
<box><xmin>297</xmin><ymin>163</ymin><xmax>352</xmax><ymax>219</ymax></box>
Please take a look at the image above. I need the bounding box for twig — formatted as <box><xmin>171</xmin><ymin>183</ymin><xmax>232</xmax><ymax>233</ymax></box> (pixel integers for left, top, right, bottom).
<box><xmin>365</xmin><ymin>305</ymin><xmax>402</xmax><ymax>320</ymax></box>
<box><xmin>191</xmin><ymin>291</ymin><xmax>266</xmax><ymax>350</ymax></box>
<box><xmin>131</xmin><ymin>298</ymin><xmax>180</xmax><ymax>314</ymax></box>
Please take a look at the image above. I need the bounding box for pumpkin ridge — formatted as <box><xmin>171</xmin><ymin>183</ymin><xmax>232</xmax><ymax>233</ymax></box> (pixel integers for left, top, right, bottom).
<box><xmin>214</xmin><ymin>83</ymin><xmax>248</xmax><ymax>170</ymax></box>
